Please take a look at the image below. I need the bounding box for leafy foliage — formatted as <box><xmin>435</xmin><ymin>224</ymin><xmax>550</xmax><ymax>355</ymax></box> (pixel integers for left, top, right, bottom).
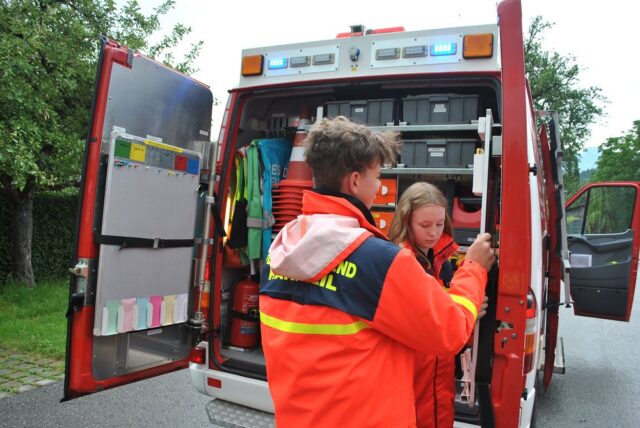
<box><xmin>0</xmin><ymin>192</ymin><xmax>78</xmax><ymax>283</ymax></box>
<box><xmin>0</xmin><ymin>0</ymin><xmax>202</xmax><ymax>196</ymax></box>
<box><xmin>524</xmin><ymin>16</ymin><xmax>607</xmax><ymax>196</ymax></box>
<box><xmin>591</xmin><ymin>120</ymin><xmax>640</xmax><ymax>183</ymax></box>
<box><xmin>0</xmin><ymin>0</ymin><xmax>202</xmax><ymax>286</ymax></box>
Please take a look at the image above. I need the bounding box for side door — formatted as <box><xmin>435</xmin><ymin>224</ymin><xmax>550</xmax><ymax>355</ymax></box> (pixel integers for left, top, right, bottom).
<box><xmin>565</xmin><ymin>182</ymin><xmax>640</xmax><ymax>321</ymax></box>
<box><xmin>64</xmin><ymin>38</ymin><xmax>213</xmax><ymax>399</ymax></box>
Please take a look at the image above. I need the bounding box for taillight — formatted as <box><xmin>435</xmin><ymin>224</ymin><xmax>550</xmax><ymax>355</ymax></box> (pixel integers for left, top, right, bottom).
<box><xmin>523</xmin><ymin>290</ymin><xmax>537</xmax><ymax>374</ymax></box>
<box><xmin>190</xmin><ymin>346</ymin><xmax>206</xmax><ymax>365</ymax></box>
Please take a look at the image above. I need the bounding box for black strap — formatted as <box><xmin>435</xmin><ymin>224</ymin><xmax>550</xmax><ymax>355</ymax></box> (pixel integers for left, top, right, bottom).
<box><xmin>96</xmin><ymin>234</ymin><xmax>194</xmax><ymax>249</ymax></box>
<box><xmin>231</xmin><ymin>309</ymin><xmax>260</xmax><ymax>322</ymax></box>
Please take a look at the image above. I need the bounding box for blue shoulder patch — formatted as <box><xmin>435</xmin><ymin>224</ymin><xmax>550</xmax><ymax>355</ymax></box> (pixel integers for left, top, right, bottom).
<box><xmin>260</xmin><ymin>237</ymin><xmax>401</xmax><ymax>320</ymax></box>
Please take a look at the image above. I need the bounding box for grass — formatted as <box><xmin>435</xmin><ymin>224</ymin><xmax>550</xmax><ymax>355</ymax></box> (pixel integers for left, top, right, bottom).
<box><xmin>0</xmin><ymin>279</ymin><xmax>68</xmax><ymax>360</ymax></box>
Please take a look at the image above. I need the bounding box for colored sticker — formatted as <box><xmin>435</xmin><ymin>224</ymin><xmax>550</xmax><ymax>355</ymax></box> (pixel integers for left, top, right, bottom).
<box><xmin>146</xmin><ymin>147</ymin><xmax>161</xmax><ymax>167</ymax></box>
<box><xmin>145</xmin><ymin>139</ymin><xmax>183</xmax><ymax>153</ymax></box>
<box><xmin>175</xmin><ymin>155</ymin><xmax>188</xmax><ymax>171</ymax></box>
<box><xmin>159</xmin><ymin>152</ymin><xmax>174</xmax><ymax>169</ymax></box>
<box><xmin>114</xmin><ymin>138</ymin><xmax>131</xmax><ymax>159</ymax></box>
<box><xmin>187</xmin><ymin>158</ymin><xmax>200</xmax><ymax>175</ymax></box>
<box><xmin>130</xmin><ymin>143</ymin><xmax>146</xmax><ymax>162</ymax></box>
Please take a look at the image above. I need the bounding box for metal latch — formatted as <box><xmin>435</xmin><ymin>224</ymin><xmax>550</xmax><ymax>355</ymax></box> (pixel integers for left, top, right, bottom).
<box><xmin>69</xmin><ymin>261</ymin><xmax>89</xmax><ymax>278</ymax></box>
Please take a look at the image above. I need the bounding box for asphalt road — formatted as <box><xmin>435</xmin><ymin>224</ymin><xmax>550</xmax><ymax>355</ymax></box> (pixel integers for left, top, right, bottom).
<box><xmin>1</xmin><ymin>296</ymin><xmax>638</xmax><ymax>427</ymax></box>
<box><xmin>535</xmin><ymin>293</ymin><xmax>640</xmax><ymax>428</ymax></box>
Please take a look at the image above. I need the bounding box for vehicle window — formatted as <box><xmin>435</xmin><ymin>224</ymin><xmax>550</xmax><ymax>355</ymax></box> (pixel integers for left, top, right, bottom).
<box><xmin>566</xmin><ymin>192</ymin><xmax>587</xmax><ymax>234</ymax></box>
<box><xmin>584</xmin><ymin>186</ymin><xmax>636</xmax><ymax>234</ymax></box>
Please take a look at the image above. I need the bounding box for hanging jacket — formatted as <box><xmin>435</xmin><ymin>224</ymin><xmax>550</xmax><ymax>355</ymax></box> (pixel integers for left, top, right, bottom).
<box><xmin>258</xmin><ymin>138</ymin><xmax>291</xmax><ymax>259</ymax></box>
<box><xmin>259</xmin><ymin>190</ymin><xmax>487</xmax><ymax>428</ymax></box>
<box><xmin>246</xmin><ymin>140</ymin><xmax>263</xmax><ymax>259</ymax></box>
<box><xmin>404</xmin><ymin>235</ymin><xmax>460</xmax><ymax>428</ymax></box>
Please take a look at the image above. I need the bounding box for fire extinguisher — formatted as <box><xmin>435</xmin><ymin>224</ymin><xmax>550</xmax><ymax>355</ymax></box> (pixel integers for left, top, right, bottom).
<box><xmin>230</xmin><ymin>277</ymin><xmax>260</xmax><ymax>348</ymax></box>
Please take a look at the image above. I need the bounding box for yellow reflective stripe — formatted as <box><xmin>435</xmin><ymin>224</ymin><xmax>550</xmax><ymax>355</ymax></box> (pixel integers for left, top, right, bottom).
<box><xmin>260</xmin><ymin>311</ymin><xmax>370</xmax><ymax>335</ymax></box>
<box><xmin>450</xmin><ymin>295</ymin><xmax>478</xmax><ymax>320</ymax></box>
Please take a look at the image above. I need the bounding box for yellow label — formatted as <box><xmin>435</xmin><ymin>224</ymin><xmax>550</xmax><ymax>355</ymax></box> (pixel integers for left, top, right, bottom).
<box><xmin>130</xmin><ymin>143</ymin><xmax>146</xmax><ymax>162</ymax></box>
<box><xmin>145</xmin><ymin>139</ymin><xmax>183</xmax><ymax>153</ymax></box>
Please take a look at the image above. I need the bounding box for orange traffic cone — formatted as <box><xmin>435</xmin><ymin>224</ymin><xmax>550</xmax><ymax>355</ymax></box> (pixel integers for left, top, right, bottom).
<box><xmin>272</xmin><ymin>107</ymin><xmax>314</xmax><ymax>234</ymax></box>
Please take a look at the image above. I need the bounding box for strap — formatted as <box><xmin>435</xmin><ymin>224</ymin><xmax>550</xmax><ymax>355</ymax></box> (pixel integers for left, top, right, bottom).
<box><xmin>231</xmin><ymin>309</ymin><xmax>260</xmax><ymax>322</ymax></box>
<box><xmin>96</xmin><ymin>234</ymin><xmax>194</xmax><ymax>249</ymax></box>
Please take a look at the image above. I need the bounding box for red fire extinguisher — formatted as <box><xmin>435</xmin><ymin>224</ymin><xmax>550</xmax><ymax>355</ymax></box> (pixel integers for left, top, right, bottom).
<box><xmin>230</xmin><ymin>277</ymin><xmax>260</xmax><ymax>348</ymax></box>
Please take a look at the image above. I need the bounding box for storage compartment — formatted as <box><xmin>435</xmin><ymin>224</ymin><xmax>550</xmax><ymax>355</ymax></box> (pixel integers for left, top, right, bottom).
<box><xmin>374</xmin><ymin>178</ymin><xmax>398</xmax><ymax>206</ymax></box>
<box><xmin>401</xmin><ymin>139</ymin><xmax>477</xmax><ymax>168</ymax></box>
<box><xmin>371</xmin><ymin>209</ymin><xmax>395</xmax><ymax>234</ymax></box>
<box><xmin>326</xmin><ymin>99</ymin><xmax>395</xmax><ymax>125</ymax></box>
<box><xmin>452</xmin><ymin>197</ymin><xmax>481</xmax><ymax>245</ymax></box>
<box><xmin>401</xmin><ymin>94</ymin><xmax>479</xmax><ymax>124</ymax></box>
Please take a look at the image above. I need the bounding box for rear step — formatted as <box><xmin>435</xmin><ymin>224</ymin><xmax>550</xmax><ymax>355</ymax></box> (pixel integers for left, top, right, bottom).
<box><xmin>206</xmin><ymin>399</ymin><xmax>275</xmax><ymax>427</ymax></box>
<box><xmin>553</xmin><ymin>336</ymin><xmax>566</xmax><ymax>374</ymax></box>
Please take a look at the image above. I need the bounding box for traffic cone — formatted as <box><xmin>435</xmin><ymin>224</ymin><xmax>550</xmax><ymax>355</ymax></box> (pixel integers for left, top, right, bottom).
<box><xmin>271</xmin><ymin>107</ymin><xmax>313</xmax><ymax>233</ymax></box>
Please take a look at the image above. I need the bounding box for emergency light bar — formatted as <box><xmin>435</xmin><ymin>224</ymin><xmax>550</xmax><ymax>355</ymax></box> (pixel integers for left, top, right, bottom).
<box><xmin>239</xmin><ymin>25</ymin><xmax>498</xmax><ymax>86</ymax></box>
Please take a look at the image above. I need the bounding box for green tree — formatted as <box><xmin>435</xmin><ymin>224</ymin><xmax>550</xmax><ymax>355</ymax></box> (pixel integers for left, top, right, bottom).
<box><xmin>0</xmin><ymin>0</ymin><xmax>202</xmax><ymax>287</ymax></box>
<box><xmin>591</xmin><ymin>120</ymin><xmax>640</xmax><ymax>182</ymax></box>
<box><xmin>524</xmin><ymin>16</ymin><xmax>606</xmax><ymax>196</ymax></box>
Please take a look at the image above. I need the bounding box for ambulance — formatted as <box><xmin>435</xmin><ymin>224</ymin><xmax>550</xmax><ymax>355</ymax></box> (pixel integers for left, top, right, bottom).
<box><xmin>64</xmin><ymin>0</ymin><xmax>640</xmax><ymax>426</ymax></box>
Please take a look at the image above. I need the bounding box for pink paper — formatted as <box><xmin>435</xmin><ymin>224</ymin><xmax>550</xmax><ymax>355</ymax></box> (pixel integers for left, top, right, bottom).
<box><xmin>120</xmin><ymin>298</ymin><xmax>136</xmax><ymax>332</ymax></box>
<box><xmin>149</xmin><ymin>295</ymin><xmax>162</xmax><ymax>328</ymax></box>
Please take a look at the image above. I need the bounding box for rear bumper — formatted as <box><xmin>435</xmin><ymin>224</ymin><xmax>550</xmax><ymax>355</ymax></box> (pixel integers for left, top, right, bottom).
<box><xmin>189</xmin><ymin>343</ymin><xmax>274</xmax><ymax>413</ymax></box>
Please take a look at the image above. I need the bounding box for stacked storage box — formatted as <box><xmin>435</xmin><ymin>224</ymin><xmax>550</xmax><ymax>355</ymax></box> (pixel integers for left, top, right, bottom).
<box><xmin>326</xmin><ymin>99</ymin><xmax>395</xmax><ymax>126</ymax></box>
<box><xmin>401</xmin><ymin>139</ymin><xmax>477</xmax><ymax>168</ymax></box>
<box><xmin>401</xmin><ymin>94</ymin><xmax>479</xmax><ymax>125</ymax></box>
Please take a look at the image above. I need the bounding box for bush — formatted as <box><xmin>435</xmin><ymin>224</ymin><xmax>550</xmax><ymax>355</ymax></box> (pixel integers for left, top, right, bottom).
<box><xmin>0</xmin><ymin>191</ymin><xmax>79</xmax><ymax>284</ymax></box>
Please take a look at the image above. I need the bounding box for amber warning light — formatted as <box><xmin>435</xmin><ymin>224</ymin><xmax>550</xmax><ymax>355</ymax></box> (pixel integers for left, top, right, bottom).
<box><xmin>241</xmin><ymin>55</ymin><xmax>263</xmax><ymax>76</ymax></box>
<box><xmin>463</xmin><ymin>33</ymin><xmax>494</xmax><ymax>59</ymax></box>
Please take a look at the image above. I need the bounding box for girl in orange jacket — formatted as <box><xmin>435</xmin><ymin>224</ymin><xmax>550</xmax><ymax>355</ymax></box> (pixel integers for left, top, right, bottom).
<box><xmin>388</xmin><ymin>182</ymin><xmax>487</xmax><ymax>428</ymax></box>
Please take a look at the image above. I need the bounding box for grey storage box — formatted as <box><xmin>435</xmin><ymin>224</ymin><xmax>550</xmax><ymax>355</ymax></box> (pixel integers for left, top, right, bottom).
<box><xmin>401</xmin><ymin>138</ymin><xmax>477</xmax><ymax>168</ymax></box>
<box><xmin>453</xmin><ymin>228</ymin><xmax>480</xmax><ymax>245</ymax></box>
<box><xmin>401</xmin><ymin>94</ymin><xmax>479</xmax><ymax>124</ymax></box>
<box><xmin>326</xmin><ymin>99</ymin><xmax>395</xmax><ymax>125</ymax></box>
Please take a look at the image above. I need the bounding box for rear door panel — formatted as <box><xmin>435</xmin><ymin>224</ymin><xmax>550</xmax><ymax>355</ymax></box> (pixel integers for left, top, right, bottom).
<box><xmin>64</xmin><ymin>39</ymin><xmax>212</xmax><ymax>399</ymax></box>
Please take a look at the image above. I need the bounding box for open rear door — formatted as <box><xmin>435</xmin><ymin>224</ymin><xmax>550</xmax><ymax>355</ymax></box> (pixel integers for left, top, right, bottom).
<box><xmin>64</xmin><ymin>38</ymin><xmax>213</xmax><ymax>399</ymax></box>
<box><xmin>565</xmin><ymin>182</ymin><xmax>640</xmax><ymax>321</ymax></box>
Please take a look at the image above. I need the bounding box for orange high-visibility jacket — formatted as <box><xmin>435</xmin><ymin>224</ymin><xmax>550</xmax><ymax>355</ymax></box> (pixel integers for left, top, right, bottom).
<box><xmin>259</xmin><ymin>191</ymin><xmax>487</xmax><ymax>427</ymax></box>
<box><xmin>404</xmin><ymin>236</ymin><xmax>461</xmax><ymax>428</ymax></box>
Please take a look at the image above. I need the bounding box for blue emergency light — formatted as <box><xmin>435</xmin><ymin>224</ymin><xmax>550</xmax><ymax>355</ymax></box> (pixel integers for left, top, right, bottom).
<box><xmin>267</xmin><ymin>58</ymin><xmax>288</xmax><ymax>70</ymax></box>
<box><xmin>430</xmin><ymin>42</ymin><xmax>457</xmax><ymax>56</ymax></box>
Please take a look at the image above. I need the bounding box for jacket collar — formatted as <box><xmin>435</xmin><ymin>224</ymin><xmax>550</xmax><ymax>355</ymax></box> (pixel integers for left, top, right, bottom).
<box><xmin>302</xmin><ymin>190</ymin><xmax>386</xmax><ymax>239</ymax></box>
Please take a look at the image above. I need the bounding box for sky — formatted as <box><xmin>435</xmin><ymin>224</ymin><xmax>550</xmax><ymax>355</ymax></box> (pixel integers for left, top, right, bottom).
<box><xmin>139</xmin><ymin>0</ymin><xmax>639</xmax><ymax>151</ymax></box>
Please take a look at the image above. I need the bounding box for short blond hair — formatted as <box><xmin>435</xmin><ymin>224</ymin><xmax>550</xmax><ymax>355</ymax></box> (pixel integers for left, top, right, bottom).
<box><xmin>388</xmin><ymin>182</ymin><xmax>452</xmax><ymax>244</ymax></box>
<box><xmin>304</xmin><ymin>116</ymin><xmax>400</xmax><ymax>191</ymax></box>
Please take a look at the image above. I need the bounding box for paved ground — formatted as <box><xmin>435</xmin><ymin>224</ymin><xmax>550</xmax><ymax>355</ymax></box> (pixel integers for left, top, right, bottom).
<box><xmin>0</xmin><ymin>347</ymin><xmax>65</xmax><ymax>399</ymax></box>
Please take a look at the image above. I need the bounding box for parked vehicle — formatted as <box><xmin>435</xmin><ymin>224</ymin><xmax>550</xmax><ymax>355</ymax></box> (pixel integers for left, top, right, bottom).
<box><xmin>64</xmin><ymin>0</ymin><xmax>640</xmax><ymax>426</ymax></box>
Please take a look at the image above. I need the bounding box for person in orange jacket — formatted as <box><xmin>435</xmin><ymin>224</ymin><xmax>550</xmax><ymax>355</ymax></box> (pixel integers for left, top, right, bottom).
<box><xmin>388</xmin><ymin>182</ymin><xmax>488</xmax><ymax>428</ymax></box>
<box><xmin>259</xmin><ymin>117</ymin><xmax>495</xmax><ymax>427</ymax></box>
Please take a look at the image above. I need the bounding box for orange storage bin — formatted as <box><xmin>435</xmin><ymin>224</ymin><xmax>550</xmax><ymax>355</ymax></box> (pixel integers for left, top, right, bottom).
<box><xmin>372</xmin><ymin>210</ymin><xmax>395</xmax><ymax>233</ymax></box>
<box><xmin>374</xmin><ymin>178</ymin><xmax>397</xmax><ymax>205</ymax></box>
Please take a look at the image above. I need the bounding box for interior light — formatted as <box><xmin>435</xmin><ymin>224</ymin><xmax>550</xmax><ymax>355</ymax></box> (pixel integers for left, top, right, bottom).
<box><xmin>430</xmin><ymin>42</ymin><xmax>457</xmax><ymax>56</ymax></box>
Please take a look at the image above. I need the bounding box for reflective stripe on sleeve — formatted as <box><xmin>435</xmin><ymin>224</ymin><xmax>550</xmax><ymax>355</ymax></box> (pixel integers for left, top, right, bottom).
<box><xmin>260</xmin><ymin>311</ymin><xmax>370</xmax><ymax>335</ymax></box>
<box><xmin>449</xmin><ymin>295</ymin><xmax>478</xmax><ymax>320</ymax></box>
